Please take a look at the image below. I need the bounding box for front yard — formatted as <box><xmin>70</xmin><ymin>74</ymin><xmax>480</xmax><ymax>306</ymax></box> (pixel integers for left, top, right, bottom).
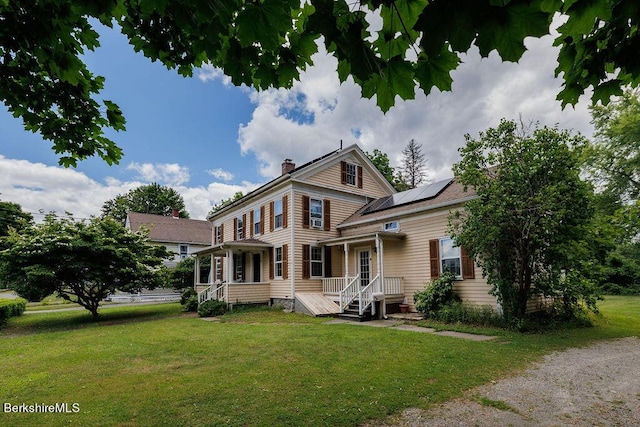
<box><xmin>1</xmin><ymin>296</ymin><xmax>638</xmax><ymax>426</ymax></box>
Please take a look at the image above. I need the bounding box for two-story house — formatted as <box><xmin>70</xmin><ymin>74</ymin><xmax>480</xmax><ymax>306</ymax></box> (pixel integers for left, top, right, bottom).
<box><xmin>194</xmin><ymin>144</ymin><xmax>502</xmax><ymax>318</ymax></box>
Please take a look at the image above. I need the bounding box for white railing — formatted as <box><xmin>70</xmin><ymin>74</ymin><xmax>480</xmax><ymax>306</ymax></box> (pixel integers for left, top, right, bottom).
<box><xmin>322</xmin><ymin>277</ymin><xmax>357</xmax><ymax>294</ymax></box>
<box><xmin>383</xmin><ymin>277</ymin><xmax>403</xmax><ymax>295</ymax></box>
<box><xmin>339</xmin><ymin>274</ymin><xmax>360</xmax><ymax>311</ymax></box>
<box><xmin>197</xmin><ymin>282</ymin><xmax>226</xmax><ymax>304</ymax></box>
<box><xmin>358</xmin><ymin>274</ymin><xmax>381</xmax><ymax>315</ymax></box>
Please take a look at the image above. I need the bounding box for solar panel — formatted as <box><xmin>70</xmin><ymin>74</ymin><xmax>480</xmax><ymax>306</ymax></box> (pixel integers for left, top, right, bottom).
<box><xmin>362</xmin><ymin>178</ymin><xmax>453</xmax><ymax>214</ymax></box>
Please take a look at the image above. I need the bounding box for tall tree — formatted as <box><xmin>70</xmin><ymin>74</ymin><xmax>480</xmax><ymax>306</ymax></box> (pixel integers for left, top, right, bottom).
<box><xmin>450</xmin><ymin>119</ymin><xmax>597</xmax><ymax>320</ymax></box>
<box><xmin>399</xmin><ymin>139</ymin><xmax>428</xmax><ymax>189</ymax></box>
<box><xmin>1</xmin><ymin>1</ymin><xmax>638</xmax><ymax>166</ymax></box>
<box><xmin>101</xmin><ymin>183</ymin><xmax>189</xmax><ymax>224</ymax></box>
<box><xmin>209</xmin><ymin>191</ymin><xmax>244</xmax><ymax>215</ymax></box>
<box><xmin>365</xmin><ymin>149</ymin><xmax>408</xmax><ymax>192</ymax></box>
<box><xmin>0</xmin><ymin>214</ymin><xmax>170</xmax><ymax>316</ymax></box>
<box><xmin>0</xmin><ymin>200</ymin><xmax>33</xmax><ymax>238</ymax></box>
<box><xmin>585</xmin><ymin>88</ymin><xmax>640</xmax><ymax>202</ymax></box>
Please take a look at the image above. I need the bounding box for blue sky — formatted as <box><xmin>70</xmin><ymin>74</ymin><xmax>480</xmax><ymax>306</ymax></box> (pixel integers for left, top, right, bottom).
<box><xmin>1</xmin><ymin>20</ymin><xmax>595</xmax><ymax>221</ymax></box>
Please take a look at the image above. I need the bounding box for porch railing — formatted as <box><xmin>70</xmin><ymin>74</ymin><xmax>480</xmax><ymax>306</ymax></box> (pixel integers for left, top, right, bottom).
<box><xmin>197</xmin><ymin>282</ymin><xmax>226</xmax><ymax>304</ymax></box>
<box><xmin>323</xmin><ymin>277</ymin><xmax>356</xmax><ymax>294</ymax></box>
<box><xmin>339</xmin><ymin>274</ymin><xmax>360</xmax><ymax>311</ymax></box>
<box><xmin>383</xmin><ymin>277</ymin><xmax>403</xmax><ymax>294</ymax></box>
<box><xmin>358</xmin><ymin>274</ymin><xmax>381</xmax><ymax>315</ymax></box>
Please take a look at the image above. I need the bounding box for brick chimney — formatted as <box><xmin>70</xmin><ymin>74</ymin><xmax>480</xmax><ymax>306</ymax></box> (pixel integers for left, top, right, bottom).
<box><xmin>172</xmin><ymin>209</ymin><xmax>180</xmax><ymax>219</ymax></box>
<box><xmin>281</xmin><ymin>158</ymin><xmax>295</xmax><ymax>175</ymax></box>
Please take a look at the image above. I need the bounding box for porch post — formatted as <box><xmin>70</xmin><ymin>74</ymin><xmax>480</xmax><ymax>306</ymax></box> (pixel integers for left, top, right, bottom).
<box><xmin>343</xmin><ymin>242</ymin><xmax>349</xmax><ymax>285</ymax></box>
<box><xmin>209</xmin><ymin>253</ymin><xmax>214</xmax><ymax>284</ymax></box>
<box><xmin>194</xmin><ymin>256</ymin><xmax>199</xmax><ymax>289</ymax></box>
<box><xmin>375</xmin><ymin>234</ymin><xmax>382</xmax><ymax>293</ymax></box>
<box><xmin>226</xmin><ymin>248</ymin><xmax>233</xmax><ymax>304</ymax></box>
<box><xmin>377</xmin><ymin>235</ymin><xmax>386</xmax><ymax>318</ymax></box>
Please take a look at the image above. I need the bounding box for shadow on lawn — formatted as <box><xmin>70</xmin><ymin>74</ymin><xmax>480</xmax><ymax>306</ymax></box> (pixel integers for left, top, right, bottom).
<box><xmin>0</xmin><ymin>303</ymin><xmax>186</xmax><ymax>336</ymax></box>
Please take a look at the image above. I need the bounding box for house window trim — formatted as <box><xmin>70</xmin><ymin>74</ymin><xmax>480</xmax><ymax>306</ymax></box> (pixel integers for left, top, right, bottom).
<box><xmin>310</xmin><ymin>198</ymin><xmax>323</xmax><ymax>228</ymax></box>
<box><xmin>439</xmin><ymin>237</ymin><xmax>462</xmax><ymax>280</ymax></box>
<box><xmin>274</xmin><ymin>199</ymin><xmax>283</xmax><ymax>230</ymax></box>
<box><xmin>179</xmin><ymin>244</ymin><xmax>189</xmax><ymax>259</ymax></box>
<box><xmin>383</xmin><ymin>221</ymin><xmax>399</xmax><ymax>232</ymax></box>
<box><xmin>310</xmin><ymin>245</ymin><xmax>324</xmax><ymax>278</ymax></box>
<box><xmin>253</xmin><ymin>207</ymin><xmax>261</xmax><ymax>236</ymax></box>
<box><xmin>236</xmin><ymin>216</ymin><xmax>243</xmax><ymax>240</ymax></box>
<box><xmin>274</xmin><ymin>246</ymin><xmax>283</xmax><ymax>279</ymax></box>
<box><xmin>215</xmin><ymin>226</ymin><xmax>222</xmax><ymax>244</ymax></box>
<box><xmin>345</xmin><ymin>163</ymin><xmax>357</xmax><ymax>186</ymax></box>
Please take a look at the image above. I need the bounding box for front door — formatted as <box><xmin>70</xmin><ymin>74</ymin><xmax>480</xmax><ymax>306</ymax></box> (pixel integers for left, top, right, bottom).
<box><xmin>357</xmin><ymin>249</ymin><xmax>371</xmax><ymax>287</ymax></box>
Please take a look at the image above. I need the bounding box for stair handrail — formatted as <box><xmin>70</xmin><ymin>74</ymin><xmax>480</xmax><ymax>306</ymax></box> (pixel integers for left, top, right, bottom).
<box><xmin>339</xmin><ymin>274</ymin><xmax>360</xmax><ymax>312</ymax></box>
<box><xmin>197</xmin><ymin>281</ymin><xmax>227</xmax><ymax>304</ymax></box>
<box><xmin>358</xmin><ymin>274</ymin><xmax>380</xmax><ymax>316</ymax></box>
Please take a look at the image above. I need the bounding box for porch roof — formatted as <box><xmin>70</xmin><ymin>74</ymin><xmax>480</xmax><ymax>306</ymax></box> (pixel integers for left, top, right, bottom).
<box><xmin>318</xmin><ymin>231</ymin><xmax>406</xmax><ymax>246</ymax></box>
<box><xmin>191</xmin><ymin>238</ymin><xmax>273</xmax><ymax>256</ymax></box>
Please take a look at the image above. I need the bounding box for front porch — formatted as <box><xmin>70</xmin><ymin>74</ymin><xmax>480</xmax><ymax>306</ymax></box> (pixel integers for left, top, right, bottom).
<box><xmin>192</xmin><ymin>239</ymin><xmax>273</xmax><ymax>307</ymax></box>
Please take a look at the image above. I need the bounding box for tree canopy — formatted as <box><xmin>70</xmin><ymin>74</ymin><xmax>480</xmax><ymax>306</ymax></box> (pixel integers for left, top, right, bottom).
<box><xmin>101</xmin><ymin>183</ymin><xmax>189</xmax><ymax>224</ymax></box>
<box><xmin>585</xmin><ymin>87</ymin><xmax>640</xmax><ymax>202</ymax></box>
<box><xmin>0</xmin><ymin>214</ymin><xmax>170</xmax><ymax>316</ymax></box>
<box><xmin>365</xmin><ymin>148</ymin><xmax>409</xmax><ymax>191</ymax></box>
<box><xmin>209</xmin><ymin>191</ymin><xmax>244</xmax><ymax>216</ymax></box>
<box><xmin>0</xmin><ymin>200</ymin><xmax>33</xmax><ymax>239</ymax></box>
<box><xmin>450</xmin><ymin>119</ymin><xmax>597</xmax><ymax>320</ymax></box>
<box><xmin>2</xmin><ymin>0</ymin><xmax>638</xmax><ymax>166</ymax></box>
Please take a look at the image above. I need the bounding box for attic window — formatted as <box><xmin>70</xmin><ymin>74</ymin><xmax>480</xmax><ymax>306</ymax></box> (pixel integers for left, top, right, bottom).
<box><xmin>384</xmin><ymin>221</ymin><xmax>399</xmax><ymax>231</ymax></box>
<box><xmin>346</xmin><ymin>163</ymin><xmax>357</xmax><ymax>185</ymax></box>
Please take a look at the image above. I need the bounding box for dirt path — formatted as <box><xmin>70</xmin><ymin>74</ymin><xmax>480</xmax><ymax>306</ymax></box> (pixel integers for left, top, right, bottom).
<box><xmin>367</xmin><ymin>337</ymin><xmax>640</xmax><ymax>426</ymax></box>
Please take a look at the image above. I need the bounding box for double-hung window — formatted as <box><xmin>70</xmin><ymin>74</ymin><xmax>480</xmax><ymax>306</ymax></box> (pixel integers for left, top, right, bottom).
<box><xmin>310</xmin><ymin>198</ymin><xmax>323</xmax><ymax>228</ymax></box>
<box><xmin>439</xmin><ymin>237</ymin><xmax>461</xmax><ymax>278</ymax></box>
<box><xmin>215</xmin><ymin>258</ymin><xmax>222</xmax><ymax>282</ymax></box>
<box><xmin>236</xmin><ymin>216</ymin><xmax>243</xmax><ymax>240</ymax></box>
<box><xmin>215</xmin><ymin>226</ymin><xmax>222</xmax><ymax>244</ymax></box>
<box><xmin>253</xmin><ymin>208</ymin><xmax>261</xmax><ymax>235</ymax></box>
<box><xmin>179</xmin><ymin>244</ymin><xmax>188</xmax><ymax>259</ymax></box>
<box><xmin>384</xmin><ymin>221</ymin><xmax>399</xmax><ymax>231</ymax></box>
<box><xmin>274</xmin><ymin>200</ymin><xmax>283</xmax><ymax>229</ymax></box>
<box><xmin>274</xmin><ymin>246</ymin><xmax>283</xmax><ymax>278</ymax></box>
<box><xmin>310</xmin><ymin>246</ymin><xmax>323</xmax><ymax>277</ymax></box>
<box><xmin>346</xmin><ymin>163</ymin><xmax>357</xmax><ymax>185</ymax></box>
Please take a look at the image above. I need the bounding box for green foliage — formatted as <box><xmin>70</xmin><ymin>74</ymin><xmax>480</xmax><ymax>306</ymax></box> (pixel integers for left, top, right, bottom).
<box><xmin>0</xmin><ymin>200</ymin><xmax>33</xmax><ymax>238</ymax></box>
<box><xmin>599</xmin><ymin>242</ymin><xmax>640</xmax><ymax>295</ymax></box>
<box><xmin>431</xmin><ymin>301</ymin><xmax>504</xmax><ymax>327</ymax></box>
<box><xmin>2</xmin><ymin>1</ymin><xmax>637</xmax><ymax>165</ymax></box>
<box><xmin>450</xmin><ymin>119</ymin><xmax>597</xmax><ymax>320</ymax></box>
<box><xmin>180</xmin><ymin>288</ymin><xmax>198</xmax><ymax>312</ymax></box>
<box><xmin>413</xmin><ymin>273</ymin><xmax>460</xmax><ymax>316</ymax></box>
<box><xmin>101</xmin><ymin>183</ymin><xmax>189</xmax><ymax>224</ymax></box>
<box><xmin>197</xmin><ymin>299</ymin><xmax>227</xmax><ymax>317</ymax></box>
<box><xmin>0</xmin><ymin>297</ymin><xmax>27</xmax><ymax>326</ymax></box>
<box><xmin>171</xmin><ymin>257</ymin><xmax>195</xmax><ymax>290</ymax></box>
<box><xmin>209</xmin><ymin>191</ymin><xmax>244</xmax><ymax>215</ymax></box>
<box><xmin>0</xmin><ymin>214</ymin><xmax>171</xmax><ymax>318</ymax></box>
<box><xmin>365</xmin><ymin>149</ymin><xmax>409</xmax><ymax>192</ymax></box>
<box><xmin>585</xmin><ymin>88</ymin><xmax>640</xmax><ymax>202</ymax></box>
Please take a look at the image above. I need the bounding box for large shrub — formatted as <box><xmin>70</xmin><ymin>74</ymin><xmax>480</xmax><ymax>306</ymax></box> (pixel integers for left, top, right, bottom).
<box><xmin>0</xmin><ymin>297</ymin><xmax>27</xmax><ymax>326</ymax></box>
<box><xmin>414</xmin><ymin>273</ymin><xmax>460</xmax><ymax>317</ymax></box>
<box><xmin>198</xmin><ymin>299</ymin><xmax>227</xmax><ymax>317</ymax></box>
<box><xmin>180</xmin><ymin>288</ymin><xmax>198</xmax><ymax>312</ymax></box>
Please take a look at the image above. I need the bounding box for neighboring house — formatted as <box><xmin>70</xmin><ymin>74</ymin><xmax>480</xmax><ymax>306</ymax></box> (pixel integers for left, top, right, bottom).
<box><xmin>194</xmin><ymin>144</ymin><xmax>497</xmax><ymax>318</ymax></box>
<box><xmin>126</xmin><ymin>211</ymin><xmax>212</xmax><ymax>268</ymax></box>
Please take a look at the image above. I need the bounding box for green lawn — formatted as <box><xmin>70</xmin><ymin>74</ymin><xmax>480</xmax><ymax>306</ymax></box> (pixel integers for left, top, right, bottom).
<box><xmin>1</xmin><ymin>296</ymin><xmax>639</xmax><ymax>426</ymax></box>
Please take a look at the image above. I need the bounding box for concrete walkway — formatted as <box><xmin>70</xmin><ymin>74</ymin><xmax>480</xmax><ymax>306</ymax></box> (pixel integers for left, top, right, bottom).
<box><xmin>324</xmin><ymin>318</ymin><xmax>497</xmax><ymax>341</ymax></box>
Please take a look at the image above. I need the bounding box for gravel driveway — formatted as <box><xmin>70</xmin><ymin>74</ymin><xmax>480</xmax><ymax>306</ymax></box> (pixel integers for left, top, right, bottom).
<box><xmin>367</xmin><ymin>337</ymin><xmax>640</xmax><ymax>426</ymax></box>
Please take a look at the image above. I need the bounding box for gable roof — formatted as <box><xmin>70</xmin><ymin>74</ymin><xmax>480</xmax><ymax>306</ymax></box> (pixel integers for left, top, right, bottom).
<box><xmin>126</xmin><ymin>212</ymin><xmax>212</xmax><ymax>245</ymax></box>
<box><xmin>208</xmin><ymin>144</ymin><xmax>396</xmax><ymax>220</ymax></box>
<box><xmin>338</xmin><ymin>178</ymin><xmax>477</xmax><ymax>228</ymax></box>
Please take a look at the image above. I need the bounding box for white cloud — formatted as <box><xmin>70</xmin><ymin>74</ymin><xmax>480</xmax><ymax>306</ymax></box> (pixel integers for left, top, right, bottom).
<box><xmin>237</xmin><ymin>33</ymin><xmax>594</xmax><ymax>182</ymax></box>
<box><xmin>198</xmin><ymin>63</ymin><xmax>232</xmax><ymax>85</ymax></box>
<box><xmin>207</xmin><ymin>168</ymin><xmax>235</xmax><ymax>182</ymax></box>
<box><xmin>0</xmin><ymin>156</ymin><xmax>262</xmax><ymax>221</ymax></box>
<box><xmin>127</xmin><ymin>162</ymin><xmax>190</xmax><ymax>186</ymax></box>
